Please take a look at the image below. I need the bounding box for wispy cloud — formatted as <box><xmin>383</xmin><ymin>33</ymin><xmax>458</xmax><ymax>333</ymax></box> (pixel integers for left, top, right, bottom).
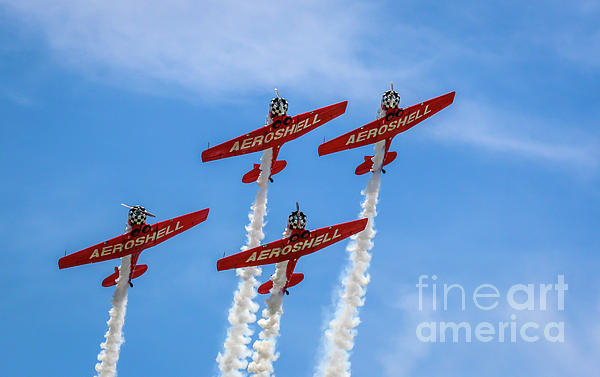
<box><xmin>2</xmin><ymin>1</ymin><xmax>597</xmax><ymax>172</ymax></box>
<box><xmin>554</xmin><ymin>29</ymin><xmax>600</xmax><ymax>69</ymax></box>
<box><xmin>426</xmin><ymin>99</ymin><xmax>599</xmax><ymax>172</ymax></box>
<box><xmin>379</xmin><ymin>290</ymin><xmax>433</xmax><ymax>377</ymax></box>
<box><xmin>1</xmin><ymin>87</ymin><xmax>33</xmax><ymax>106</ymax></box>
<box><xmin>380</xmin><ymin>282</ymin><xmax>600</xmax><ymax>377</ymax></box>
<box><xmin>0</xmin><ymin>0</ymin><xmax>393</xmax><ymax>99</ymax></box>
<box><xmin>510</xmin><ymin>304</ymin><xmax>600</xmax><ymax>377</ymax></box>
<box><xmin>0</xmin><ymin>1</ymin><xmax>481</xmax><ymax>101</ymax></box>
<box><xmin>546</xmin><ymin>2</ymin><xmax>600</xmax><ymax>68</ymax></box>
<box><xmin>2</xmin><ymin>0</ymin><xmax>597</xmax><ymax>96</ymax></box>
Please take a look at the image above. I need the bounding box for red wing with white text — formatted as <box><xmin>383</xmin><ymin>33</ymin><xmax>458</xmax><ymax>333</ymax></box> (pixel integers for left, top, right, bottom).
<box><xmin>217</xmin><ymin>203</ymin><xmax>367</xmax><ymax>295</ymax></box>
<box><xmin>202</xmin><ymin>91</ymin><xmax>347</xmax><ymax>183</ymax></box>
<box><xmin>59</xmin><ymin>204</ymin><xmax>209</xmax><ymax>287</ymax></box>
<box><xmin>319</xmin><ymin>88</ymin><xmax>455</xmax><ymax>175</ymax></box>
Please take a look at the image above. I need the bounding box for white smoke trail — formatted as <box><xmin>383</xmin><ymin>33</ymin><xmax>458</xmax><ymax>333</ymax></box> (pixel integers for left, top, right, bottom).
<box><xmin>248</xmin><ymin>228</ymin><xmax>290</xmax><ymax>376</ymax></box>
<box><xmin>95</xmin><ymin>254</ymin><xmax>132</xmax><ymax>377</ymax></box>
<box><xmin>315</xmin><ymin>140</ymin><xmax>385</xmax><ymax>377</ymax></box>
<box><xmin>217</xmin><ymin>149</ymin><xmax>273</xmax><ymax>377</ymax></box>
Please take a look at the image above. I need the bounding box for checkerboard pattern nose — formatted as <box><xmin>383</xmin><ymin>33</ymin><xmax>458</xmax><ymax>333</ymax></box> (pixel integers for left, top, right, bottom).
<box><xmin>288</xmin><ymin>211</ymin><xmax>307</xmax><ymax>230</ymax></box>
<box><xmin>381</xmin><ymin>89</ymin><xmax>400</xmax><ymax>109</ymax></box>
<box><xmin>270</xmin><ymin>96</ymin><xmax>288</xmax><ymax>116</ymax></box>
<box><xmin>128</xmin><ymin>205</ymin><xmax>147</xmax><ymax>225</ymax></box>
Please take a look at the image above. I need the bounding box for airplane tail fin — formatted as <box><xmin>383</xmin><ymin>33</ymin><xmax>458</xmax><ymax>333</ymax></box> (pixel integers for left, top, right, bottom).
<box><xmin>101</xmin><ymin>264</ymin><xmax>148</xmax><ymax>287</ymax></box>
<box><xmin>242</xmin><ymin>160</ymin><xmax>287</xmax><ymax>183</ymax></box>
<box><xmin>355</xmin><ymin>151</ymin><xmax>397</xmax><ymax>175</ymax></box>
<box><xmin>257</xmin><ymin>273</ymin><xmax>304</xmax><ymax>294</ymax></box>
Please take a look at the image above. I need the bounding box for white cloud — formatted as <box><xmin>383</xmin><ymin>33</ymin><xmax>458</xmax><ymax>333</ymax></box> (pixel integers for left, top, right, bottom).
<box><xmin>0</xmin><ymin>0</ymin><xmax>393</xmax><ymax>99</ymax></box>
<box><xmin>426</xmin><ymin>99</ymin><xmax>599</xmax><ymax>172</ymax></box>
<box><xmin>0</xmin><ymin>1</ymin><xmax>475</xmax><ymax>102</ymax></box>
<box><xmin>2</xmin><ymin>1</ymin><xmax>597</xmax><ymax>172</ymax></box>
<box><xmin>554</xmin><ymin>29</ymin><xmax>600</xmax><ymax>68</ymax></box>
<box><xmin>1</xmin><ymin>86</ymin><xmax>33</xmax><ymax>106</ymax></box>
<box><xmin>380</xmin><ymin>282</ymin><xmax>600</xmax><ymax>377</ymax></box>
<box><xmin>379</xmin><ymin>290</ymin><xmax>433</xmax><ymax>377</ymax></box>
<box><xmin>494</xmin><ymin>300</ymin><xmax>600</xmax><ymax>377</ymax></box>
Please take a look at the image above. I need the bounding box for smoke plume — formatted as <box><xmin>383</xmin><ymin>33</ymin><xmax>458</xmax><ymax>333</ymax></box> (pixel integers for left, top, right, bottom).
<box><xmin>248</xmin><ymin>226</ymin><xmax>289</xmax><ymax>377</ymax></box>
<box><xmin>217</xmin><ymin>149</ymin><xmax>273</xmax><ymax>377</ymax></box>
<box><xmin>315</xmin><ymin>140</ymin><xmax>385</xmax><ymax>377</ymax></box>
<box><xmin>95</xmin><ymin>254</ymin><xmax>132</xmax><ymax>377</ymax></box>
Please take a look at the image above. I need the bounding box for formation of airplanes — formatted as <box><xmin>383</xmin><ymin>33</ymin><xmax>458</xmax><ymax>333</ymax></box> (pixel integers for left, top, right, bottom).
<box><xmin>59</xmin><ymin>85</ymin><xmax>455</xmax><ymax>293</ymax></box>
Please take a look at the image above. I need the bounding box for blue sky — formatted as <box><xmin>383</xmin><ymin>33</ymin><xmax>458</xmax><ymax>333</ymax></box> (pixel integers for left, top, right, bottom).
<box><xmin>1</xmin><ymin>1</ymin><xmax>598</xmax><ymax>376</ymax></box>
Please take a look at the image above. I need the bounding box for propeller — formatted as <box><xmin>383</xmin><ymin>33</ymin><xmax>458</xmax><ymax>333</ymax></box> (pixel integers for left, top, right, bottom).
<box><xmin>295</xmin><ymin>202</ymin><xmax>300</xmax><ymax>227</ymax></box>
<box><xmin>275</xmin><ymin>88</ymin><xmax>281</xmax><ymax>99</ymax></box>
<box><xmin>120</xmin><ymin>203</ymin><xmax>156</xmax><ymax>217</ymax></box>
<box><xmin>390</xmin><ymin>81</ymin><xmax>394</xmax><ymax>91</ymax></box>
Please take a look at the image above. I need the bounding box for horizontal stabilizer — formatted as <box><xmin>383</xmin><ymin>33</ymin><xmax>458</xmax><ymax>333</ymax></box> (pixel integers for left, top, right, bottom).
<box><xmin>287</xmin><ymin>273</ymin><xmax>304</xmax><ymax>289</ymax></box>
<box><xmin>242</xmin><ymin>160</ymin><xmax>287</xmax><ymax>183</ymax></box>
<box><xmin>271</xmin><ymin>160</ymin><xmax>287</xmax><ymax>176</ymax></box>
<box><xmin>257</xmin><ymin>273</ymin><xmax>305</xmax><ymax>294</ymax></box>
<box><xmin>101</xmin><ymin>264</ymin><xmax>148</xmax><ymax>287</ymax></box>
<box><xmin>131</xmin><ymin>264</ymin><xmax>148</xmax><ymax>280</ymax></box>
<box><xmin>102</xmin><ymin>267</ymin><xmax>120</xmax><ymax>287</ymax></box>
<box><xmin>258</xmin><ymin>280</ymin><xmax>273</xmax><ymax>294</ymax></box>
<box><xmin>355</xmin><ymin>151</ymin><xmax>397</xmax><ymax>175</ymax></box>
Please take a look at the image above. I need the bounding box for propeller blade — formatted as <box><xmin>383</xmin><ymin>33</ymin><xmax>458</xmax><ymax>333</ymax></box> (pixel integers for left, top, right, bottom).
<box><xmin>122</xmin><ymin>203</ymin><xmax>156</xmax><ymax>217</ymax></box>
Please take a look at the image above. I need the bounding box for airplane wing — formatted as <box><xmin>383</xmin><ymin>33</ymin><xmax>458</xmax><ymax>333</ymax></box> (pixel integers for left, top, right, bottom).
<box><xmin>318</xmin><ymin>92</ymin><xmax>455</xmax><ymax>156</ymax></box>
<box><xmin>58</xmin><ymin>208</ymin><xmax>210</xmax><ymax>269</ymax></box>
<box><xmin>202</xmin><ymin>101</ymin><xmax>348</xmax><ymax>162</ymax></box>
<box><xmin>217</xmin><ymin>217</ymin><xmax>368</xmax><ymax>271</ymax></box>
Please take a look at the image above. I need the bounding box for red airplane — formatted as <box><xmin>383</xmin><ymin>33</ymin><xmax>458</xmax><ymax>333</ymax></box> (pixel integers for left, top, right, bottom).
<box><xmin>202</xmin><ymin>90</ymin><xmax>348</xmax><ymax>183</ymax></box>
<box><xmin>59</xmin><ymin>204</ymin><xmax>210</xmax><ymax>287</ymax></box>
<box><xmin>318</xmin><ymin>84</ymin><xmax>455</xmax><ymax>175</ymax></box>
<box><xmin>217</xmin><ymin>203</ymin><xmax>367</xmax><ymax>295</ymax></box>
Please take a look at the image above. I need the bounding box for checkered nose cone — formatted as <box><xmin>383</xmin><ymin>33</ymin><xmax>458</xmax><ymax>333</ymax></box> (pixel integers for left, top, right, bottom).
<box><xmin>287</xmin><ymin>211</ymin><xmax>307</xmax><ymax>230</ymax></box>
<box><xmin>270</xmin><ymin>97</ymin><xmax>288</xmax><ymax>116</ymax></box>
<box><xmin>128</xmin><ymin>205</ymin><xmax>147</xmax><ymax>225</ymax></box>
<box><xmin>381</xmin><ymin>89</ymin><xmax>400</xmax><ymax>109</ymax></box>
